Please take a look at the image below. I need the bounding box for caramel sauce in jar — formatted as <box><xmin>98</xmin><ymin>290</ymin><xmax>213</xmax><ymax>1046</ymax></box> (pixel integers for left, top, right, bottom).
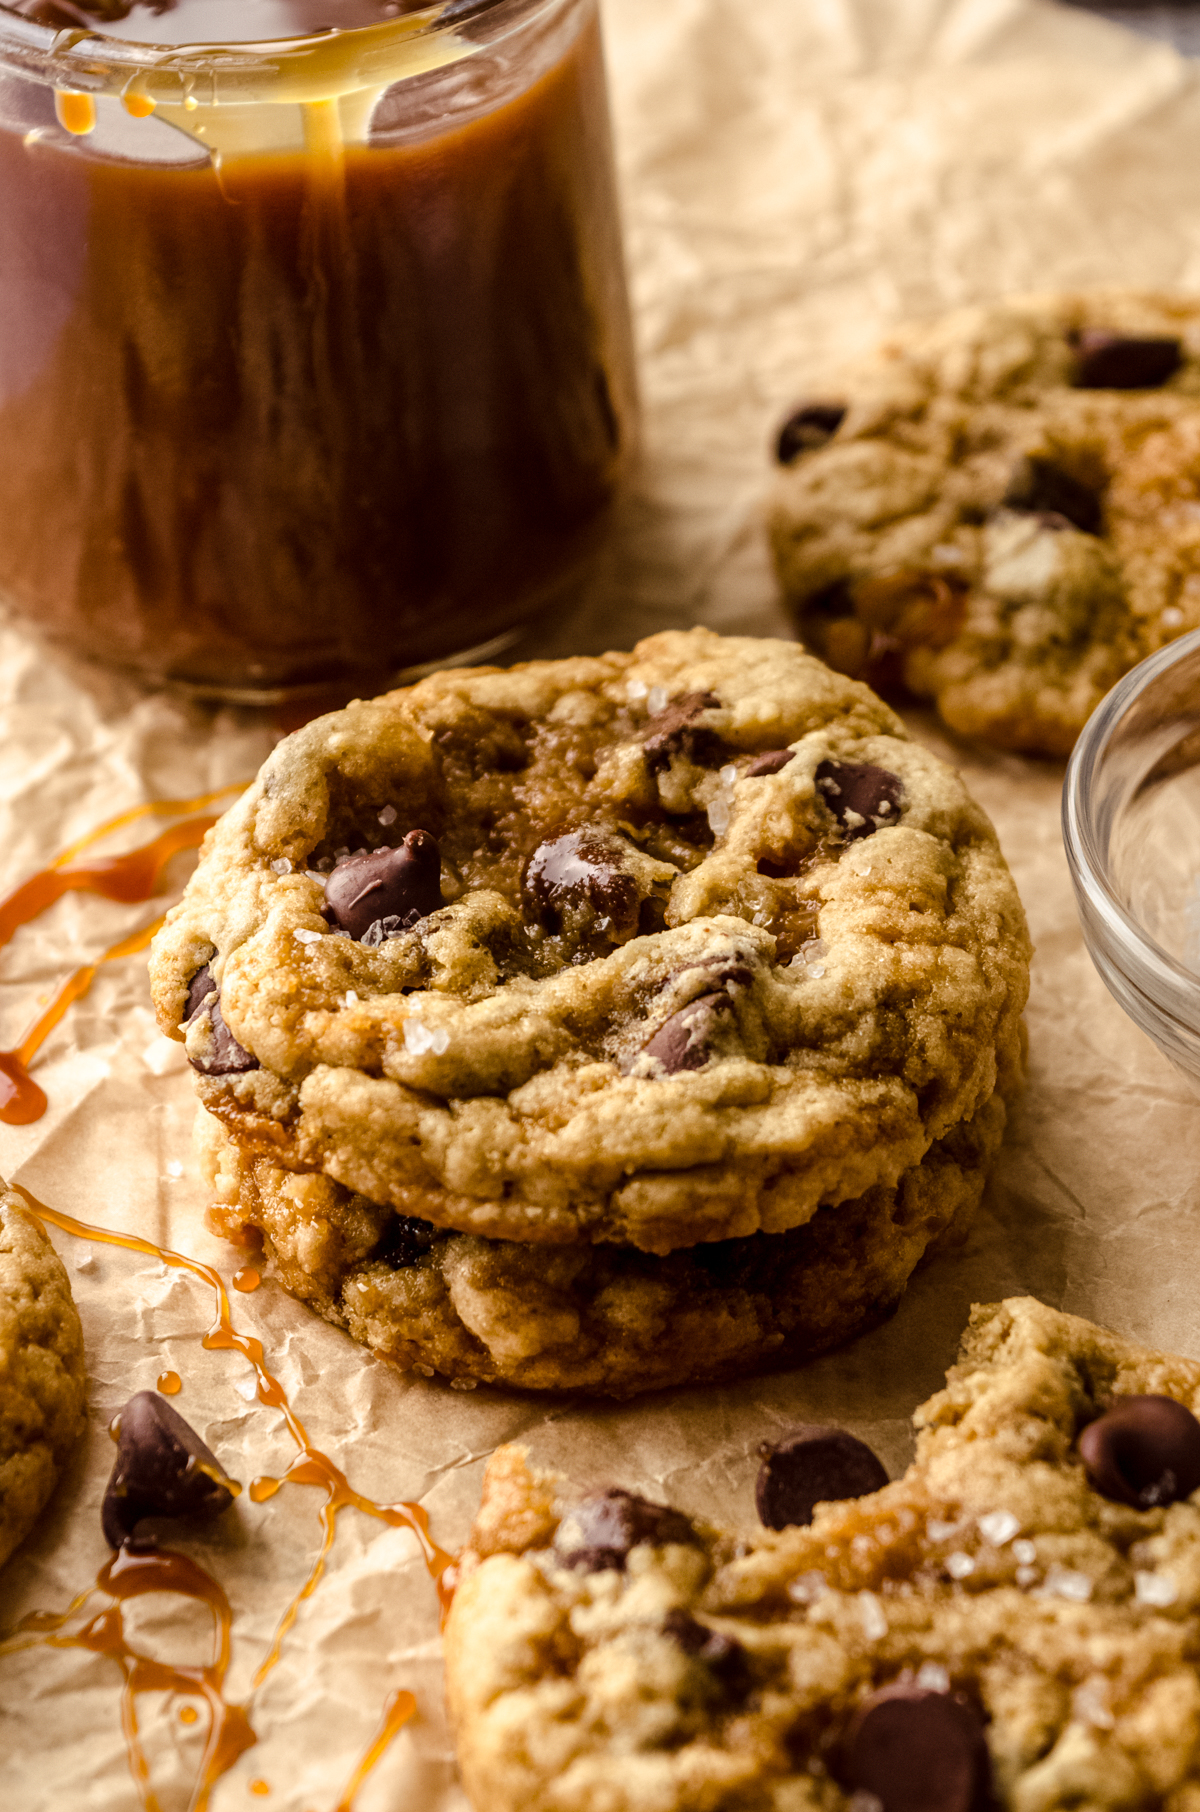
<box><xmin>0</xmin><ymin>0</ymin><xmax>636</xmax><ymax>697</ymax></box>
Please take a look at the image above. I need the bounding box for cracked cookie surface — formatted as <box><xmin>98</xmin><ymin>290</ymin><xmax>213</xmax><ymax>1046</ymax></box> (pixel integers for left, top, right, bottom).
<box><xmin>769</xmin><ymin>290</ymin><xmax>1200</xmax><ymax>755</ymax></box>
<box><xmin>150</xmin><ymin>629</ymin><xmax>1028</xmax><ymax>1254</ymax></box>
<box><xmin>197</xmin><ymin>1093</ymin><xmax>1003</xmax><ymax>1396</ymax></box>
<box><xmin>0</xmin><ymin>1185</ymin><xmax>87</xmax><ymax>1571</ymax></box>
<box><xmin>446</xmin><ymin>1297</ymin><xmax>1200</xmax><ymax>1811</ymax></box>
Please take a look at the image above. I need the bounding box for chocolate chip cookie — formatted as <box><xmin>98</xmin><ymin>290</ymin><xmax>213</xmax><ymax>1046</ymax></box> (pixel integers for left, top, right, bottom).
<box><xmin>446</xmin><ymin>1296</ymin><xmax>1200</xmax><ymax>1810</ymax></box>
<box><xmin>0</xmin><ymin>1183</ymin><xmax>87</xmax><ymax>1569</ymax></box>
<box><xmin>150</xmin><ymin>629</ymin><xmax>1029</xmax><ymax>1265</ymax></box>
<box><xmin>196</xmin><ymin>1091</ymin><xmax>1004</xmax><ymax>1396</ymax></box>
<box><xmin>769</xmin><ymin>289</ymin><xmax>1200</xmax><ymax>755</ymax></box>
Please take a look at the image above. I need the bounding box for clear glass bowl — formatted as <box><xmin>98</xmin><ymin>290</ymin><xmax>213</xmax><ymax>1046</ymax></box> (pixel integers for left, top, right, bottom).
<box><xmin>1064</xmin><ymin>627</ymin><xmax>1200</xmax><ymax>1086</ymax></box>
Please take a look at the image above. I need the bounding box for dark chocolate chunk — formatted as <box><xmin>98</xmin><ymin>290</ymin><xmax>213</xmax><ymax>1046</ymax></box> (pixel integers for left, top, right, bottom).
<box><xmin>662</xmin><ymin>1608</ymin><xmax>751</xmax><ymax>1698</ymax></box>
<box><xmin>322</xmin><ymin>831</ymin><xmax>442</xmax><ymax>941</ymax></box>
<box><xmin>524</xmin><ymin>830</ymin><xmax>641</xmax><ymax>939</ymax></box>
<box><xmin>182</xmin><ymin>962</ymin><xmax>259</xmax><ymax>1077</ymax></box>
<box><xmin>1072</xmin><ymin>329</ymin><xmax>1182</xmax><ymax>391</ymax></box>
<box><xmin>755</xmin><ymin>1425</ymin><xmax>889</xmax><ymax>1530</ymax></box>
<box><xmin>1002</xmin><ymin>456</ymin><xmax>1102</xmax><ymax>535</ymax></box>
<box><xmin>102</xmin><ymin>1391</ymin><xmax>237</xmax><ymax>1551</ymax></box>
<box><xmin>845</xmin><ymin>1684</ymin><xmax>991</xmax><ymax>1812</ymax></box>
<box><xmin>643</xmin><ymin>692</ymin><xmax>723</xmax><ymax>774</ymax></box>
<box><xmin>554</xmin><ymin>1488</ymin><xmax>698</xmax><ymax>1573</ymax></box>
<box><xmin>746</xmin><ymin>749</ymin><xmax>797</xmax><ymax>778</ymax></box>
<box><xmin>641</xmin><ymin>990</ymin><xmax>733</xmax><ymax>1075</ymax></box>
<box><xmin>1078</xmin><ymin>1394</ymin><xmax>1200</xmax><ymax>1510</ymax></box>
<box><xmin>376</xmin><ymin>1214</ymin><xmax>439</xmax><ymax>1268</ymax></box>
<box><xmin>814</xmin><ymin>760</ymin><xmax>904</xmax><ymax>840</ymax></box>
<box><xmin>775</xmin><ymin>401</ymin><xmax>847</xmax><ymax>464</ymax></box>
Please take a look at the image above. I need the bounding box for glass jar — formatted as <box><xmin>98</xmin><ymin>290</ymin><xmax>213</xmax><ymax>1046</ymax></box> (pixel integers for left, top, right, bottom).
<box><xmin>0</xmin><ymin>0</ymin><xmax>637</xmax><ymax>698</ymax></box>
<box><xmin>1063</xmin><ymin>628</ymin><xmax>1200</xmax><ymax>1091</ymax></box>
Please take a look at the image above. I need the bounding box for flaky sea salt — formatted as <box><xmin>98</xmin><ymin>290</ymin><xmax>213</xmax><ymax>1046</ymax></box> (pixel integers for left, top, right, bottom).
<box><xmin>1135</xmin><ymin>1570</ymin><xmax>1179</xmax><ymax>1608</ymax></box>
<box><xmin>916</xmin><ymin>1662</ymin><xmax>951</xmax><ymax>1693</ymax></box>
<box><xmin>75</xmin><ymin>1253</ymin><xmax>95</xmax><ymax>1273</ymax></box>
<box><xmin>378</xmin><ymin>804</ymin><xmax>397</xmax><ymax>826</ymax></box>
<box><xmin>858</xmin><ymin>1591</ymin><xmax>887</xmax><ymax>1641</ymax></box>
<box><xmin>647</xmin><ymin>685</ymin><xmax>669</xmax><ymax>715</ymax></box>
<box><xmin>978</xmin><ymin>1510</ymin><xmax>1020</xmax><ymax>1547</ymax></box>
<box><xmin>719</xmin><ymin>763</ymin><xmax>739</xmax><ymax>784</ymax></box>
<box><xmin>270</xmin><ymin>857</ymin><xmax>292</xmax><ymax>874</ymax></box>
<box><xmin>945</xmin><ymin>1552</ymin><xmax>975</xmax><ymax>1580</ymax></box>
<box><xmin>1041</xmin><ymin>1565</ymin><xmax>1093</xmax><ymax>1603</ymax></box>
<box><xmin>233</xmin><ymin>1375</ymin><xmax>259</xmax><ymax>1403</ymax></box>
<box><xmin>343</xmin><ymin>990</ymin><xmax>359</xmax><ymax>1008</ymax></box>
<box><xmin>626</xmin><ymin>679</ymin><xmax>648</xmax><ymax>701</ymax></box>
<box><xmin>404</xmin><ymin>1020</ymin><xmax>450</xmax><ymax>1056</ymax></box>
<box><xmin>926</xmin><ymin>1519</ymin><xmax>958</xmax><ymax>1542</ymax></box>
<box><xmin>787</xmin><ymin>1571</ymin><xmax>827</xmax><ymax>1605</ymax></box>
<box><xmin>293</xmin><ymin>927</ymin><xmax>322</xmax><ymax>945</ymax></box>
<box><xmin>165</xmin><ymin>1160</ymin><xmax>184</xmax><ymax>1179</ymax></box>
<box><xmin>1012</xmin><ymin>1539</ymin><xmax>1037</xmax><ymax>1565</ymax></box>
<box><xmin>707</xmin><ymin>796</ymin><xmax>732</xmax><ymax>835</ymax></box>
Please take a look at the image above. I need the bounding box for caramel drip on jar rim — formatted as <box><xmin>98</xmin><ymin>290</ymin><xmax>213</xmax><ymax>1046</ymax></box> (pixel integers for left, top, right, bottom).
<box><xmin>0</xmin><ymin>783</ymin><xmax>247</xmax><ymax>1126</ymax></box>
<box><xmin>4</xmin><ymin>1185</ymin><xmax>455</xmax><ymax>1809</ymax></box>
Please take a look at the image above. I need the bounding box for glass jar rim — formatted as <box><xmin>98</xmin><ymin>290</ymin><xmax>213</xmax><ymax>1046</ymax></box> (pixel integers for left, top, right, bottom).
<box><xmin>0</xmin><ymin>0</ymin><xmax>552</xmax><ymax>104</ymax></box>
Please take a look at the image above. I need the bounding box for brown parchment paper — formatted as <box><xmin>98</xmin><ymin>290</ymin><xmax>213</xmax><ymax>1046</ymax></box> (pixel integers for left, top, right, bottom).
<box><xmin>7</xmin><ymin>0</ymin><xmax>1200</xmax><ymax>1805</ymax></box>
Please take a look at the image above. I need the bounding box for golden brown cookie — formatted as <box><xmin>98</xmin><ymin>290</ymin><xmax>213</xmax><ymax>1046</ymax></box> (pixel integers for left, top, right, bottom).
<box><xmin>769</xmin><ymin>289</ymin><xmax>1200</xmax><ymax>755</ymax></box>
<box><xmin>0</xmin><ymin>1183</ymin><xmax>87</xmax><ymax>1570</ymax></box>
<box><xmin>447</xmin><ymin>1297</ymin><xmax>1200</xmax><ymax>1810</ymax></box>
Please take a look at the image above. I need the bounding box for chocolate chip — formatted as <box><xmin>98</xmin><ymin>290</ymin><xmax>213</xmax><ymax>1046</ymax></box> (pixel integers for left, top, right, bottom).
<box><xmin>662</xmin><ymin>1609</ymin><xmax>751</xmax><ymax>1698</ymax></box>
<box><xmin>755</xmin><ymin>1425</ymin><xmax>889</xmax><ymax>1530</ymax></box>
<box><xmin>643</xmin><ymin>692</ymin><xmax>723</xmax><ymax>774</ymax></box>
<box><xmin>1078</xmin><ymin>1395</ymin><xmax>1200</xmax><ymax>1510</ymax></box>
<box><xmin>554</xmin><ymin>1488</ymin><xmax>698</xmax><ymax>1573</ymax></box>
<box><xmin>102</xmin><ymin>1392</ymin><xmax>237</xmax><ymax>1551</ymax></box>
<box><xmin>746</xmin><ymin>749</ymin><xmax>796</xmax><ymax>778</ymax></box>
<box><xmin>322</xmin><ymin>831</ymin><xmax>442</xmax><ymax>941</ymax></box>
<box><xmin>376</xmin><ymin>1214</ymin><xmax>439</xmax><ymax>1268</ymax></box>
<box><xmin>1002</xmin><ymin>456</ymin><xmax>1102</xmax><ymax>535</ymax></box>
<box><xmin>1072</xmin><ymin>329</ymin><xmax>1182</xmax><ymax>391</ymax></box>
<box><xmin>845</xmin><ymin>1685</ymin><xmax>991</xmax><ymax>1812</ymax></box>
<box><xmin>814</xmin><ymin>760</ymin><xmax>904</xmax><ymax>841</ymax></box>
<box><xmin>524</xmin><ymin>830</ymin><xmax>641</xmax><ymax>939</ymax></box>
<box><xmin>182</xmin><ymin>963</ymin><xmax>258</xmax><ymax>1077</ymax></box>
<box><xmin>641</xmin><ymin>991</ymin><xmax>734</xmax><ymax>1075</ymax></box>
<box><xmin>776</xmin><ymin>401</ymin><xmax>847</xmax><ymax>464</ymax></box>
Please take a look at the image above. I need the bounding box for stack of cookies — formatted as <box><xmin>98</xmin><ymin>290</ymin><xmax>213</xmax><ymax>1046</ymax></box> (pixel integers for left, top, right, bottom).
<box><xmin>150</xmin><ymin>629</ymin><xmax>1030</xmax><ymax>1396</ymax></box>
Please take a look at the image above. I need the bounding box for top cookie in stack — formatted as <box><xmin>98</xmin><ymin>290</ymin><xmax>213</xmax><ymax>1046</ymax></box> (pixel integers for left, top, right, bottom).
<box><xmin>150</xmin><ymin>629</ymin><xmax>1030</xmax><ymax>1396</ymax></box>
<box><xmin>769</xmin><ymin>289</ymin><xmax>1200</xmax><ymax>755</ymax></box>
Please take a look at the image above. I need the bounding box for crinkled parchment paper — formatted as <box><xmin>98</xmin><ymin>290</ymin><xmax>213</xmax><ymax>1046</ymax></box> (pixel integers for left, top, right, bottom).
<box><xmin>7</xmin><ymin>0</ymin><xmax>1200</xmax><ymax>1805</ymax></box>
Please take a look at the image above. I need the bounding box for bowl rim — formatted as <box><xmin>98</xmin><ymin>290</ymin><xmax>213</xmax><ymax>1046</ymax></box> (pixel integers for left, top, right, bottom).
<box><xmin>1063</xmin><ymin>625</ymin><xmax>1200</xmax><ymax>1011</ymax></box>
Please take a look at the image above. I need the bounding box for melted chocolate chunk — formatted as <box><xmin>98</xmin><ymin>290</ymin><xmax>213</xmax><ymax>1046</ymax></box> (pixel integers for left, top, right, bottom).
<box><xmin>322</xmin><ymin>831</ymin><xmax>442</xmax><ymax>941</ymax></box>
<box><xmin>524</xmin><ymin>829</ymin><xmax>641</xmax><ymax>939</ymax></box>
<box><xmin>182</xmin><ymin>962</ymin><xmax>258</xmax><ymax>1077</ymax></box>
<box><xmin>376</xmin><ymin>1214</ymin><xmax>439</xmax><ymax>1268</ymax></box>
<box><xmin>554</xmin><ymin>1489</ymin><xmax>698</xmax><ymax>1573</ymax></box>
<box><xmin>845</xmin><ymin>1684</ymin><xmax>991</xmax><ymax>1812</ymax></box>
<box><xmin>102</xmin><ymin>1392</ymin><xmax>237</xmax><ymax>1551</ymax></box>
<box><xmin>1002</xmin><ymin>456</ymin><xmax>1102</xmax><ymax>535</ymax></box>
<box><xmin>643</xmin><ymin>692</ymin><xmax>723</xmax><ymax>774</ymax></box>
<box><xmin>745</xmin><ymin>749</ymin><xmax>796</xmax><ymax>778</ymax></box>
<box><xmin>1072</xmin><ymin>329</ymin><xmax>1182</xmax><ymax>391</ymax></box>
<box><xmin>641</xmin><ymin>991</ymin><xmax>734</xmax><ymax>1075</ymax></box>
<box><xmin>1078</xmin><ymin>1394</ymin><xmax>1200</xmax><ymax>1510</ymax></box>
<box><xmin>775</xmin><ymin>401</ymin><xmax>847</xmax><ymax>464</ymax></box>
<box><xmin>662</xmin><ymin>1609</ymin><xmax>751</xmax><ymax>1698</ymax></box>
<box><xmin>814</xmin><ymin>760</ymin><xmax>904</xmax><ymax>841</ymax></box>
<box><xmin>756</xmin><ymin>1425</ymin><xmax>889</xmax><ymax>1530</ymax></box>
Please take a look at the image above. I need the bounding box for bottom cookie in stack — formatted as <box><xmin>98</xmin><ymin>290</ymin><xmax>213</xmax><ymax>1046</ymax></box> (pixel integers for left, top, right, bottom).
<box><xmin>198</xmin><ymin>1093</ymin><xmax>1005</xmax><ymax>1398</ymax></box>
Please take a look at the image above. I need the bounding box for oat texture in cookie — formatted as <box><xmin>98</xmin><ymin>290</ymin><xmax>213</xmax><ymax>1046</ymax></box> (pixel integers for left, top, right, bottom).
<box><xmin>0</xmin><ymin>1181</ymin><xmax>87</xmax><ymax>1570</ymax></box>
<box><xmin>446</xmin><ymin>1297</ymin><xmax>1200</xmax><ymax>1811</ymax></box>
<box><xmin>196</xmin><ymin>1091</ymin><xmax>1003</xmax><ymax>1396</ymax></box>
<box><xmin>770</xmin><ymin>289</ymin><xmax>1200</xmax><ymax>755</ymax></box>
<box><xmin>150</xmin><ymin>629</ymin><xmax>1029</xmax><ymax>1255</ymax></box>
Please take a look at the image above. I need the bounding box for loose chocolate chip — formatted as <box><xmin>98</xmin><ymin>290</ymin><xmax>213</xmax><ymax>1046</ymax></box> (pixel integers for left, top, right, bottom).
<box><xmin>814</xmin><ymin>760</ymin><xmax>904</xmax><ymax>841</ymax></box>
<box><xmin>643</xmin><ymin>692</ymin><xmax>723</xmax><ymax>774</ymax></box>
<box><xmin>182</xmin><ymin>963</ymin><xmax>258</xmax><ymax>1077</ymax></box>
<box><xmin>662</xmin><ymin>1609</ymin><xmax>751</xmax><ymax>1698</ymax></box>
<box><xmin>554</xmin><ymin>1488</ymin><xmax>698</xmax><ymax>1573</ymax></box>
<box><xmin>1078</xmin><ymin>1395</ymin><xmax>1200</xmax><ymax>1510</ymax></box>
<box><xmin>524</xmin><ymin>829</ymin><xmax>640</xmax><ymax>939</ymax></box>
<box><xmin>322</xmin><ymin>831</ymin><xmax>442</xmax><ymax>941</ymax></box>
<box><xmin>1002</xmin><ymin>456</ymin><xmax>1102</xmax><ymax>535</ymax></box>
<box><xmin>746</xmin><ymin>749</ymin><xmax>796</xmax><ymax>778</ymax></box>
<box><xmin>775</xmin><ymin>401</ymin><xmax>847</xmax><ymax>464</ymax></box>
<box><xmin>376</xmin><ymin>1214</ymin><xmax>439</xmax><ymax>1268</ymax></box>
<box><xmin>756</xmin><ymin>1425</ymin><xmax>888</xmax><ymax>1530</ymax></box>
<box><xmin>1073</xmin><ymin>329</ymin><xmax>1182</xmax><ymax>391</ymax></box>
<box><xmin>641</xmin><ymin>991</ymin><xmax>733</xmax><ymax>1075</ymax></box>
<box><xmin>845</xmin><ymin>1684</ymin><xmax>991</xmax><ymax>1812</ymax></box>
<box><xmin>102</xmin><ymin>1391</ymin><xmax>237</xmax><ymax>1550</ymax></box>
